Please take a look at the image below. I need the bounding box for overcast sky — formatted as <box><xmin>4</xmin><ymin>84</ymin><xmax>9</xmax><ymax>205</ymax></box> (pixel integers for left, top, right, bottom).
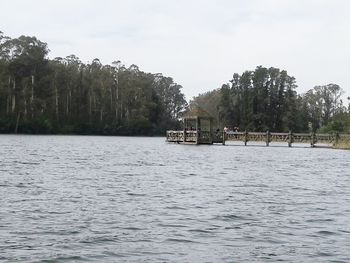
<box><xmin>2</xmin><ymin>0</ymin><xmax>350</xmax><ymax>101</ymax></box>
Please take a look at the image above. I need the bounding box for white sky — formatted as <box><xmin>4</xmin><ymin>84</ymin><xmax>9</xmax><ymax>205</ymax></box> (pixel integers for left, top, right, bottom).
<box><xmin>2</xmin><ymin>0</ymin><xmax>350</xmax><ymax>101</ymax></box>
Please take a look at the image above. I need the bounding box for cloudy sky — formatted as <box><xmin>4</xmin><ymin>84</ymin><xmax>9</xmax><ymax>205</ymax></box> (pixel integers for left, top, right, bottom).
<box><xmin>2</xmin><ymin>0</ymin><xmax>350</xmax><ymax>100</ymax></box>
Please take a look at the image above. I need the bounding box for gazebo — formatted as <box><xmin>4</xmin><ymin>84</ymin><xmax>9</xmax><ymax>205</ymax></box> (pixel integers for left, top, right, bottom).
<box><xmin>182</xmin><ymin>107</ymin><xmax>214</xmax><ymax>144</ymax></box>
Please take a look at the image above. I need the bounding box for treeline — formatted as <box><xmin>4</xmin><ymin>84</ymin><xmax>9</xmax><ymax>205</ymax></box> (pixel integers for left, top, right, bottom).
<box><xmin>191</xmin><ymin>66</ymin><xmax>349</xmax><ymax>133</ymax></box>
<box><xmin>0</xmin><ymin>32</ymin><xmax>187</xmax><ymax>135</ymax></box>
<box><xmin>1</xmin><ymin>32</ymin><xmax>349</xmax><ymax>135</ymax></box>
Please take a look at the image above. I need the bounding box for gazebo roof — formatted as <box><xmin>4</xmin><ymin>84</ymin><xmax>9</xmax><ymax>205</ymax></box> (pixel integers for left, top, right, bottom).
<box><xmin>183</xmin><ymin>107</ymin><xmax>213</xmax><ymax>119</ymax></box>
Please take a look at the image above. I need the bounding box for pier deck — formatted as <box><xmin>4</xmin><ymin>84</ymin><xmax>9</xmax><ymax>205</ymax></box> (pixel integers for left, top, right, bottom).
<box><xmin>166</xmin><ymin>130</ymin><xmax>350</xmax><ymax>147</ymax></box>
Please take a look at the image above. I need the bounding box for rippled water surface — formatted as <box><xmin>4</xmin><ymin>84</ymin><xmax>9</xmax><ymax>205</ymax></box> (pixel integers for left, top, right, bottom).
<box><xmin>1</xmin><ymin>135</ymin><xmax>350</xmax><ymax>262</ymax></box>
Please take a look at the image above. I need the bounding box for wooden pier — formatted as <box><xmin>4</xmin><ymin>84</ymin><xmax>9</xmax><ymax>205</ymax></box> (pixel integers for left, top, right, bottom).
<box><xmin>166</xmin><ymin>107</ymin><xmax>350</xmax><ymax>147</ymax></box>
<box><xmin>166</xmin><ymin>130</ymin><xmax>350</xmax><ymax>147</ymax></box>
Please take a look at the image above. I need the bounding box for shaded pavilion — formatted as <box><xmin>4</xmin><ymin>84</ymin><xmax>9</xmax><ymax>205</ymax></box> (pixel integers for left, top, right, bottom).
<box><xmin>182</xmin><ymin>107</ymin><xmax>214</xmax><ymax>144</ymax></box>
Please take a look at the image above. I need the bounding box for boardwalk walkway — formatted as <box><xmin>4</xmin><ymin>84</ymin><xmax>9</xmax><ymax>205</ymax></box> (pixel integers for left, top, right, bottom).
<box><xmin>166</xmin><ymin>130</ymin><xmax>350</xmax><ymax>147</ymax></box>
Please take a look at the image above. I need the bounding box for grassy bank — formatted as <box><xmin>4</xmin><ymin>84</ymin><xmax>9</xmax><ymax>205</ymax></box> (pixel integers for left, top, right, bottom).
<box><xmin>333</xmin><ymin>142</ymin><xmax>350</xmax><ymax>150</ymax></box>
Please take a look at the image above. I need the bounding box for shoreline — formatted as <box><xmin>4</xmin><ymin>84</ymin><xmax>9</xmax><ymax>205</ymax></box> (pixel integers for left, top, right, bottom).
<box><xmin>333</xmin><ymin>142</ymin><xmax>350</xmax><ymax>150</ymax></box>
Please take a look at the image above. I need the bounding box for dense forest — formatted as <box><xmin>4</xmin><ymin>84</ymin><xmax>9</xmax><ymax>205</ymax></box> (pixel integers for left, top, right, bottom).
<box><xmin>190</xmin><ymin>66</ymin><xmax>350</xmax><ymax>133</ymax></box>
<box><xmin>1</xmin><ymin>32</ymin><xmax>349</xmax><ymax>135</ymax></box>
<box><xmin>0</xmin><ymin>31</ymin><xmax>187</xmax><ymax>135</ymax></box>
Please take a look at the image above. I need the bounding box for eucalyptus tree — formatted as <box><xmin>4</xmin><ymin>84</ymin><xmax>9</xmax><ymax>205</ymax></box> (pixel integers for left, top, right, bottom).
<box><xmin>153</xmin><ymin>74</ymin><xmax>187</xmax><ymax>130</ymax></box>
<box><xmin>217</xmin><ymin>66</ymin><xmax>302</xmax><ymax>132</ymax></box>
<box><xmin>314</xmin><ymin>84</ymin><xmax>344</xmax><ymax>125</ymax></box>
<box><xmin>190</xmin><ymin>89</ymin><xmax>222</xmax><ymax>127</ymax></box>
<box><xmin>0</xmin><ymin>32</ymin><xmax>190</xmax><ymax>134</ymax></box>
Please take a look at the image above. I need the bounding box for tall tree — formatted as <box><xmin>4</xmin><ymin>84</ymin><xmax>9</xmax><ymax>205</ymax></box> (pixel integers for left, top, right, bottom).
<box><xmin>0</xmin><ymin>32</ymin><xmax>187</xmax><ymax>135</ymax></box>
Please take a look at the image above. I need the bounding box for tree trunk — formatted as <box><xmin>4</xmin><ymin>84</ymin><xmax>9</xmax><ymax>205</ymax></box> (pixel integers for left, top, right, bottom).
<box><xmin>24</xmin><ymin>99</ymin><xmax>27</xmax><ymax>118</ymax></box>
<box><xmin>93</xmin><ymin>95</ymin><xmax>96</xmax><ymax>114</ymax></box>
<box><xmin>89</xmin><ymin>92</ymin><xmax>92</xmax><ymax>120</ymax></box>
<box><xmin>55</xmin><ymin>83</ymin><xmax>59</xmax><ymax>121</ymax></box>
<box><xmin>6</xmin><ymin>76</ymin><xmax>11</xmax><ymax>115</ymax></box>
<box><xmin>11</xmin><ymin>79</ymin><xmax>16</xmax><ymax>113</ymax></box>
<box><xmin>69</xmin><ymin>89</ymin><xmax>71</xmax><ymax>118</ymax></box>
<box><xmin>115</xmin><ymin>73</ymin><xmax>119</xmax><ymax>122</ymax></box>
<box><xmin>110</xmin><ymin>86</ymin><xmax>113</xmax><ymax>111</ymax></box>
<box><xmin>66</xmin><ymin>93</ymin><xmax>69</xmax><ymax>116</ymax></box>
<box><xmin>31</xmin><ymin>75</ymin><xmax>34</xmax><ymax>118</ymax></box>
<box><xmin>23</xmin><ymin>84</ymin><xmax>27</xmax><ymax>119</ymax></box>
<box><xmin>120</xmin><ymin>102</ymin><xmax>123</xmax><ymax>121</ymax></box>
<box><xmin>6</xmin><ymin>96</ymin><xmax>10</xmax><ymax>115</ymax></box>
<box><xmin>14</xmin><ymin>112</ymin><xmax>20</xmax><ymax>134</ymax></box>
<box><xmin>31</xmin><ymin>75</ymin><xmax>34</xmax><ymax>101</ymax></box>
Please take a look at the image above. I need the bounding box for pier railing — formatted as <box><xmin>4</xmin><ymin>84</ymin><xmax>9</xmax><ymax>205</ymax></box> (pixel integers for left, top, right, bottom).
<box><xmin>166</xmin><ymin>130</ymin><xmax>213</xmax><ymax>144</ymax></box>
<box><xmin>223</xmin><ymin>131</ymin><xmax>350</xmax><ymax>147</ymax></box>
<box><xmin>166</xmin><ymin>130</ymin><xmax>350</xmax><ymax>147</ymax></box>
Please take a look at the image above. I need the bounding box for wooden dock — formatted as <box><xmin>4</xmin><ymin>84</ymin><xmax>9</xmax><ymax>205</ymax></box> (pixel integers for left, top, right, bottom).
<box><xmin>166</xmin><ymin>107</ymin><xmax>350</xmax><ymax>147</ymax></box>
<box><xmin>166</xmin><ymin>130</ymin><xmax>350</xmax><ymax>147</ymax></box>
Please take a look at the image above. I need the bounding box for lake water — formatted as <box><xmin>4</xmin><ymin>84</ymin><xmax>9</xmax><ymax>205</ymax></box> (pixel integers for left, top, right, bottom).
<box><xmin>1</xmin><ymin>135</ymin><xmax>350</xmax><ymax>262</ymax></box>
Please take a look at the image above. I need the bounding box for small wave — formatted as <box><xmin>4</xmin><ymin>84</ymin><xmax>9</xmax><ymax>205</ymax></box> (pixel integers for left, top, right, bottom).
<box><xmin>158</xmin><ymin>223</ymin><xmax>188</xmax><ymax>228</ymax></box>
<box><xmin>122</xmin><ymin>226</ymin><xmax>145</xmax><ymax>231</ymax></box>
<box><xmin>224</xmin><ymin>226</ymin><xmax>241</xmax><ymax>230</ymax></box>
<box><xmin>133</xmin><ymin>161</ymin><xmax>166</xmax><ymax>167</ymax></box>
<box><xmin>14</xmin><ymin>183</ymin><xmax>32</xmax><ymax>188</ymax></box>
<box><xmin>14</xmin><ymin>161</ymin><xmax>40</xmax><ymax>165</ymax></box>
<box><xmin>102</xmin><ymin>251</ymin><xmax>129</xmax><ymax>258</ymax></box>
<box><xmin>38</xmin><ymin>255</ymin><xmax>85</xmax><ymax>262</ymax></box>
<box><xmin>214</xmin><ymin>214</ymin><xmax>248</xmax><ymax>221</ymax></box>
<box><xmin>165</xmin><ymin>205</ymin><xmax>187</xmax><ymax>210</ymax></box>
<box><xmin>127</xmin><ymin>192</ymin><xmax>147</xmax><ymax>196</ymax></box>
<box><xmin>306</xmin><ymin>218</ymin><xmax>334</xmax><ymax>223</ymax></box>
<box><xmin>316</xmin><ymin>251</ymin><xmax>334</xmax><ymax>257</ymax></box>
<box><xmin>140</xmin><ymin>251</ymin><xmax>174</xmax><ymax>256</ymax></box>
<box><xmin>5</xmin><ymin>244</ymin><xmax>35</xmax><ymax>250</ymax></box>
<box><xmin>188</xmin><ymin>229</ymin><xmax>212</xmax><ymax>233</ymax></box>
<box><xmin>48</xmin><ymin>211</ymin><xmax>71</xmax><ymax>215</ymax></box>
<box><xmin>316</xmin><ymin>230</ymin><xmax>338</xmax><ymax>236</ymax></box>
<box><xmin>165</xmin><ymin>238</ymin><xmax>200</xmax><ymax>243</ymax></box>
<box><xmin>80</xmin><ymin>236</ymin><xmax>119</xmax><ymax>244</ymax></box>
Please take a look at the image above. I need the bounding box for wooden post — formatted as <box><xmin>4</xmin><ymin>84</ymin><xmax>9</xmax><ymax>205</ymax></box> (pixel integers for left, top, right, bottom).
<box><xmin>195</xmin><ymin>117</ymin><xmax>199</xmax><ymax>144</ymax></box>
<box><xmin>183</xmin><ymin>119</ymin><xmax>187</xmax><ymax>143</ymax></box>
<box><xmin>266</xmin><ymin>130</ymin><xmax>270</xmax><ymax>146</ymax></box>
<box><xmin>209</xmin><ymin>118</ymin><xmax>213</xmax><ymax>144</ymax></box>
<box><xmin>335</xmin><ymin>132</ymin><xmax>339</xmax><ymax>147</ymax></box>
<box><xmin>244</xmin><ymin>130</ymin><xmax>248</xmax><ymax>146</ymax></box>
<box><xmin>288</xmin><ymin>130</ymin><xmax>292</xmax><ymax>147</ymax></box>
<box><xmin>311</xmin><ymin>132</ymin><xmax>315</xmax><ymax>147</ymax></box>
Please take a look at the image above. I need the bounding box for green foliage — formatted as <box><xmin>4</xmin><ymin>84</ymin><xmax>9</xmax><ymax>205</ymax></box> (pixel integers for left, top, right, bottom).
<box><xmin>302</xmin><ymin>84</ymin><xmax>345</xmax><ymax>131</ymax></box>
<box><xmin>191</xmin><ymin>66</ymin><xmax>347</xmax><ymax>133</ymax></box>
<box><xmin>189</xmin><ymin>89</ymin><xmax>222</xmax><ymax>128</ymax></box>
<box><xmin>19</xmin><ymin>117</ymin><xmax>52</xmax><ymax>134</ymax></box>
<box><xmin>319</xmin><ymin>121</ymin><xmax>345</xmax><ymax>133</ymax></box>
<box><xmin>0</xmin><ymin>32</ymin><xmax>187</xmax><ymax>135</ymax></box>
<box><xmin>319</xmin><ymin>113</ymin><xmax>350</xmax><ymax>134</ymax></box>
<box><xmin>198</xmin><ymin>66</ymin><xmax>306</xmax><ymax>132</ymax></box>
<box><xmin>1</xmin><ymin>31</ymin><xmax>347</xmax><ymax>136</ymax></box>
<box><xmin>0</xmin><ymin>117</ymin><xmax>15</xmax><ymax>133</ymax></box>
